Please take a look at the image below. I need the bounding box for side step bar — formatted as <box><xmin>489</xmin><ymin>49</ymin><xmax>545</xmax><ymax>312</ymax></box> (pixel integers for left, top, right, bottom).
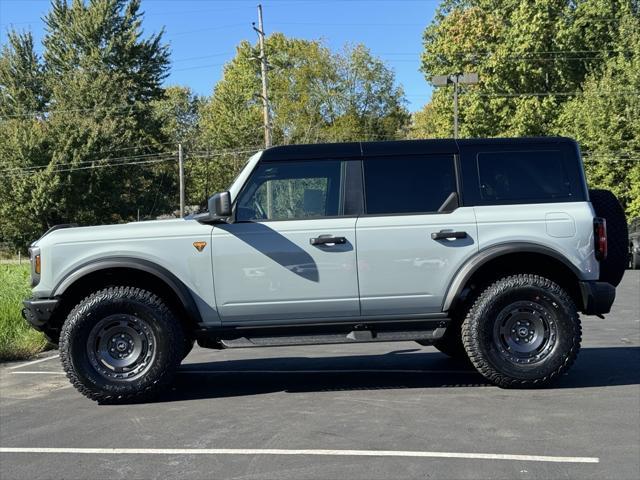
<box><xmin>219</xmin><ymin>327</ymin><xmax>446</xmax><ymax>348</ymax></box>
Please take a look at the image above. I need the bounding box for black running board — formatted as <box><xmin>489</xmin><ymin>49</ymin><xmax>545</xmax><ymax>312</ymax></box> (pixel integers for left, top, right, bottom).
<box><xmin>219</xmin><ymin>327</ymin><xmax>446</xmax><ymax>348</ymax></box>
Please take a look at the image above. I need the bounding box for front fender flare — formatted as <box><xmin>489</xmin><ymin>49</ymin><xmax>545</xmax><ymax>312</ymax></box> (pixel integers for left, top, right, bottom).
<box><xmin>52</xmin><ymin>257</ymin><xmax>203</xmax><ymax>325</ymax></box>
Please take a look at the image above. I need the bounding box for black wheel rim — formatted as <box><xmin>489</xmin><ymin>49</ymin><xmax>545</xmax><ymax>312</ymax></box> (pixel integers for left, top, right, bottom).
<box><xmin>86</xmin><ymin>314</ymin><xmax>156</xmax><ymax>381</ymax></box>
<box><xmin>492</xmin><ymin>300</ymin><xmax>558</xmax><ymax>365</ymax></box>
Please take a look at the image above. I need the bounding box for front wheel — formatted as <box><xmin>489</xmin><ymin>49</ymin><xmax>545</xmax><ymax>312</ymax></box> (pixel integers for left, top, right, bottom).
<box><xmin>462</xmin><ymin>275</ymin><xmax>581</xmax><ymax>388</ymax></box>
<box><xmin>59</xmin><ymin>287</ymin><xmax>185</xmax><ymax>403</ymax></box>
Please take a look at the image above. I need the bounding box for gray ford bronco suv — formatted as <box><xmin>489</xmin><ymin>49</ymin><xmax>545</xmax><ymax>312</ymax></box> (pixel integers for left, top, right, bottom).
<box><xmin>23</xmin><ymin>137</ymin><xmax>628</xmax><ymax>403</ymax></box>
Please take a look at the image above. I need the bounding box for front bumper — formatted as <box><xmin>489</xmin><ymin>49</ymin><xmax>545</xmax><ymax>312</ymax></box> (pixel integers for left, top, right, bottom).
<box><xmin>579</xmin><ymin>281</ymin><xmax>616</xmax><ymax>315</ymax></box>
<box><xmin>22</xmin><ymin>298</ymin><xmax>60</xmax><ymax>330</ymax></box>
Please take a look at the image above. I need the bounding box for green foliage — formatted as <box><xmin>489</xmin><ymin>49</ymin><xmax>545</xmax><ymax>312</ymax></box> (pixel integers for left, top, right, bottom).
<box><xmin>0</xmin><ymin>0</ymin><xmax>172</xmax><ymax>250</ymax></box>
<box><xmin>0</xmin><ymin>264</ymin><xmax>50</xmax><ymax>361</ymax></box>
<box><xmin>556</xmin><ymin>9</ymin><xmax>640</xmax><ymax>218</ymax></box>
<box><xmin>413</xmin><ymin>0</ymin><xmax>640</xmax><ymax>217</ymax></box>
<box><xmin>193</xmin><ymin>34</ymin><xmax>409</xmax><ymax>205</ymax></box>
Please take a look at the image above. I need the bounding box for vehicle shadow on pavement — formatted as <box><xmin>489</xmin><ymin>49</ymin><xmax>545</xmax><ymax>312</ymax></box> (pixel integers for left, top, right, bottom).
<box><xmin>553</xmin><ymin>345</ymin><xmax>640</xmax><ymax>389</ymax></box>
<box><xmin>155</xmin><ymin>346</ymin><xmax>640</xmax><ymax>403</ymax></box>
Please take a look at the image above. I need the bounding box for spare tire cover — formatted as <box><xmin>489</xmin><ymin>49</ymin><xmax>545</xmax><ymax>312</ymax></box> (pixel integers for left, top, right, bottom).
<box><xmin>588</xmin><ymin>189</ymin><xmax>628</xmax><ymax>286</ymax></box>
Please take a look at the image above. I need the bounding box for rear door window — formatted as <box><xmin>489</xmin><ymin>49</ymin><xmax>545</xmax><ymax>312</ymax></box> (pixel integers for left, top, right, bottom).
<box><xmin>363</xmin><ymin>155</ymin><xmax>457</xmax><ymax>215</ymax></box>
<box><xmin>477</xmin><ymin>150</ymin><xmax>572</xmax><ymax>202</ymax></box>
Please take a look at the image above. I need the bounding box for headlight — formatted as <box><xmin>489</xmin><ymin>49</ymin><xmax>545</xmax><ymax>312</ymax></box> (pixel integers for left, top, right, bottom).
<box><xmin>28</xmin><ymin>247</ymin><xmax>41</xmax><ymax>287</ymax></box>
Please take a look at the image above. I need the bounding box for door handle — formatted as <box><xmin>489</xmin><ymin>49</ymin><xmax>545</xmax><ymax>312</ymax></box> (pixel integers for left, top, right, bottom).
<box><xmin>431</xmin><ymin>230</ymin><xmax>468</xmax><ymax>240</ymax></box>
<box><xmin>310</xmin><ymin>235</ymin><xmax>347</xmax><ymax>246</ymax></box>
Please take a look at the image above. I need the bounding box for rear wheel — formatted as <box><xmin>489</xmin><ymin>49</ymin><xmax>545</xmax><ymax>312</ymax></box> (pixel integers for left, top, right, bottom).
<box><xmin>59</xmin><ymin>287</ymin><xmax>184</xmax><ymax>403</ymax></box>
<box><xmin>462</xmin><ymin>274</ymin><xmax>581</xmax><ymax>388</ymax></box>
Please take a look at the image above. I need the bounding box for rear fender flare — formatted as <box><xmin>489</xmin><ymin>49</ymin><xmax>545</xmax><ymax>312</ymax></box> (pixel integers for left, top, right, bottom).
<box><xmin>442</xmin><ymin>243</ymin><xmax>583</xmax><ymax>312</ymax></box>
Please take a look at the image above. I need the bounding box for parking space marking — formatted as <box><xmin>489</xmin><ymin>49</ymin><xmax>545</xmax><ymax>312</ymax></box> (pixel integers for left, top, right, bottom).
<box><xmin>0</xmin><ymin>447</ymin><xmax>599</xmax><ymax>463</ymax></box>
<box><xmin>6</xmin><ymin>354</ymin><xmax>59</xmax><ymax>370</ymax></box>
<box><xmin>9</xmin><ymin>371</ymin><xmax>66</xmax><ymax>375</ymax></box>
<box><xmin>180</xmin><ymin>369</ymin><xmax>475</xmax><ymax>374</ymax></box>
<box><xmin>10</xmin><ymin>368</ymin><xmax>474</xmax><ymax>376</ymax></box>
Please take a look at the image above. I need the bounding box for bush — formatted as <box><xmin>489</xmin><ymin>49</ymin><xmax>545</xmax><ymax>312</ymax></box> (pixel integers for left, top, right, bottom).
<box><xmin>0</xmin><ymin>264</ymin><xmax>50</xmax><ymax>361</ymax></box>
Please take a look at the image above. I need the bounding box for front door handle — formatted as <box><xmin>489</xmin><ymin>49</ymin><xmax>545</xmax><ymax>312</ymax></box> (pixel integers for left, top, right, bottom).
<box><xmin>310</xmin><ymin>235</ymin><xmax>347</xmax><ymax>246</ymax></box>
<box><xmin>431</xmin><ymin>230</ymin><xmax>468</xmax><ymax>240</ymax></box>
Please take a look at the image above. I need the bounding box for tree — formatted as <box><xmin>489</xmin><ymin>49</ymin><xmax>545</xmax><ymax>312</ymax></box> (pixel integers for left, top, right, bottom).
<box><xmin>413</xmin><ymin>0</ymin><xmax>631</xmax><ymax>138</ymax></box>
<box><xmin>195</xmin><ymin>34</ymin><xmax>408</xmax><ymax>205</ymax></box>
<box><xmin>151</xmin><ymin>85</ymin><xmax>202</xmax><ymax>208</ymax></box>
<box><xmin>557</xmin><ymin>5</ymin><xmax>640</xmax><ymax>218</ymax></box>
<box><xmin>323</xmin><ymin>44</ymin><xmax>409</xmax><ymax>142</ymax></box>
<box><xmin>0</xmin><ymin>0</ymin><xmax>172</xmax><ymax>249</ymax></box>
<box><xmin>0</xmin><ymin>32</ymin><xmax>54</xmax><ymax>248</ymax></box>
<box><xmin>413</xmin><ymin>0</ymin><xmax>639</xmax><ymax>217</ymax></box>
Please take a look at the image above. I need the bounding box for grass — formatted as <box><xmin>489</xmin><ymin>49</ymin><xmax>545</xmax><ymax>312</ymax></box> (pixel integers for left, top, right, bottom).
<box><xmin>0</xmin><ymin>264</ymin><xmax>50</xmax><ymax>361</ymax></box>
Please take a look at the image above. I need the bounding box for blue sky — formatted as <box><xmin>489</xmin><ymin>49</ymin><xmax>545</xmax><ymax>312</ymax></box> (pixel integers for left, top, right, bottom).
<box><xmin>0</xmin><ymin>0</ymin><xmax>439</xmax><ymax>111</ymax></box>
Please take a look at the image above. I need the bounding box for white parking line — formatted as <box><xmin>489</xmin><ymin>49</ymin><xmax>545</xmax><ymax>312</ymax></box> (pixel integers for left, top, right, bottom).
<box><xmin>10</xmin><ymin>368</ymin><xmax>475</xmax><ymax>376</ymax></box>
<box><xmin>9</xmin><ymin>371</ymin><xmax>66</xmax><ymax>375</ymax></box>
<box><xmin>0</xmin><ymin>447</ymin><xmax>599</xmax><ymax>464</ymax></box>
<box><xmin>180</xmin><ymin>369</ymin><xmax>475</xmax><ymax>374</ymax></box>
<box><xmin>6</xmin><ymin>354</ymin><xmax>59</xmax><ymax>370</ymax></box>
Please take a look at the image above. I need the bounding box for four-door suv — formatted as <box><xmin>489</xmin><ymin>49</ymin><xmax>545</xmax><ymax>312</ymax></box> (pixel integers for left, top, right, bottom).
<box><xmin>23</xmin><ymin>137</ymin><xmax>628</xmax><ymax>403</ymax></box>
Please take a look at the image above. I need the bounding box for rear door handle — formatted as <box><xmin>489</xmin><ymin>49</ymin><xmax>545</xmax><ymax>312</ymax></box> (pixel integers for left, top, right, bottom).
<box><xmin>310</xmin><ymin>235</ymin><xmax>347</xmax><ymax>246</ymax></box>
<box><xmin>431</xmin><ymin>230</ymin><xmax>468</xmax><ymax>240</ymax></box>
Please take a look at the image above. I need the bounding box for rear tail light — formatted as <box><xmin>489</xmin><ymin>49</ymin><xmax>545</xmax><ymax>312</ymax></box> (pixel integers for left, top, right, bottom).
<box><xmin>594</xmin><ymin>217</ymin><xmax>607</xmax><ymax>261</ymax></box>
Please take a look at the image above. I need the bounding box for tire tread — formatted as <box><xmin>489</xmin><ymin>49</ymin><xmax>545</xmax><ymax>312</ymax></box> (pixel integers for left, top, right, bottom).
<box><xmin>59</xmin><ymin>286</ymin><xmax>183</xmax><ymax>404</ymax></box>
<box><xmin>461</xmin><ymin>274</ymin><xmax>582</xmax><ymax>388</ymax></box>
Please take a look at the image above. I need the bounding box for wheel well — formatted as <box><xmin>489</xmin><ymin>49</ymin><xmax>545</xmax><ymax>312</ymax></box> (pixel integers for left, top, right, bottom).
<box><xmin>451</xmin><ymin>252</ymin><xmax>583</xmax><ymax>314</ymax></box>
<box><xmin>50</xmin><ymin>268</ymin><xmax>198</xmax><ymax>342</ymax></box>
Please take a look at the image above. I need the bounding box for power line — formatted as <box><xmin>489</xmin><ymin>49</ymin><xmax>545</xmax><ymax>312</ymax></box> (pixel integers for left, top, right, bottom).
<box><xmin>389</xmin><ymin>56</ymin><xmax>623</xmax><ymax>63</ymax></box>
<box><xmin>171</xmin><ymin>52</ymin><xmax>234</xmax><ymax>63</ymax></box>
<box><xmin>5</xmin><ymin>157</ymin><xmax>176</xmax><ymax>177</ymax></box>
<box><xmin>2</xmin><ymin>81</ymin><xmax>637</xmax><ymax>121</ymax></box>
<box><xmin>476</xmin><ymin>91</ymin><xmax>640</xmax><ymax>97</ymax></box>
<box><xmin>2</xmin><ymin>147</ymin><xmax>263</xmax><ymax>176</ymax></box>
<box><xmin>172</xmin><ymin>62</ymin><xmax>226</xmax><ymax>72</ymax></box>
<box><xmin>169</xmin><ymin>23</ymin><xmax>246</xmax><ymax>37</ymax></box>
<box><xmin>0</xmin><ymin>152</ymin><xmax>177</xmax><ymax>173</ymax></box>
<box><xmin>0</xmin><ymin>104</ymin><xmax>137</xmax><ymax>119</ymax></box>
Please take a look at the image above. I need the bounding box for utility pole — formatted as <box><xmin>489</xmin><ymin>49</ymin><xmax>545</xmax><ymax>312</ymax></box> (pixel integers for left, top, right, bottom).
<box><xmin>178</xmin><ymin>143</ymin><xmax>185</xmax><ymax>218</ymax></box>
<box><xmin>253</xmin><ymin>4</ymin><xmax>273</xmax><ymax>216</ymax></box>
<box><xmin>431</xmin><ymin>72</ymin><xmax>479</xmax><ymax>138</ymax></box>
<box><xmin>254</xmin><ymin>4</ymin><xmax>272</xmax><ymax>148</ymax></box>
<box><xmin>453</xmin><ymin>80</ymin><xmax>459</xmax><ymax>138</ymax></box>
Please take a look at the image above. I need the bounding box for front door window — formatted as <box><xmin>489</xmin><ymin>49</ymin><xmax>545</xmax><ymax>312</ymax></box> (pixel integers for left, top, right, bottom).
<box><xmin>236</xmin><ymin>160</ymin><xmax>343</xmax><ymax>221</ymax></box>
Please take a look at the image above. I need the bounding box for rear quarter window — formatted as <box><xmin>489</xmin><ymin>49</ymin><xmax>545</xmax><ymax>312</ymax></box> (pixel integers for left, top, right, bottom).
<box><xmin>477</xmin><ymin>150</ymin><xmax>572</xmax><ymax>202</ymax></box>
<box><xmin>458</xmin><ymin>142</ymin><xmax>587</xmax><ymax>206</ymax></box>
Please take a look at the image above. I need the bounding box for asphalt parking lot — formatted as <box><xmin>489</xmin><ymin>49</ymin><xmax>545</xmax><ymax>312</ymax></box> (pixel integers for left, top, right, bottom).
<box><xmin>1</xmin><ymin>272</ymin><xmax>639</xmax><ymax>480</ymax></box>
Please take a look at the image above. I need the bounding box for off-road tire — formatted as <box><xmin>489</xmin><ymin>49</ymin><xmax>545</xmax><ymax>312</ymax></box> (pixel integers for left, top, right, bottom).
<box><xmin>59</xmin><ymin>287</ymin><xmax>184</xmax><ymax>404</ymax></box>
<box><xmin>462</xmin><ymin>275</ymin><xmax>581</xmax><ymax>388</ymax></box>
<box><xmin>589</xmin><ymin>189</ymin><xmax>628</xmax><ymax>286</ymax></box>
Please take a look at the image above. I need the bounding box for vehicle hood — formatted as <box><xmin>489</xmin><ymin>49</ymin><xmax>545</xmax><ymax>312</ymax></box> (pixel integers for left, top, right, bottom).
<box><xmin>32</xmin><ymin>218</ymin><xmax>206</xmax><ymax>248</ymax></box>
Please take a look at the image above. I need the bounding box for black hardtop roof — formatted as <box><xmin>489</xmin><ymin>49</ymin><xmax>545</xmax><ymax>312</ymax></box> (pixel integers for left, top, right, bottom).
<box><xmin>259</xmin><ymin>136</ymin><xmax>577</xmax><ymax>161</ymax></box>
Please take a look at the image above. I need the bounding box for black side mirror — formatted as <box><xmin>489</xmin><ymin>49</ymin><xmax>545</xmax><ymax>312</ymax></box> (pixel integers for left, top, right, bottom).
<box><xmin>208</xmin><ymin>191</ymin><xmax>232</xmax><ymax>218</ymax></box>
